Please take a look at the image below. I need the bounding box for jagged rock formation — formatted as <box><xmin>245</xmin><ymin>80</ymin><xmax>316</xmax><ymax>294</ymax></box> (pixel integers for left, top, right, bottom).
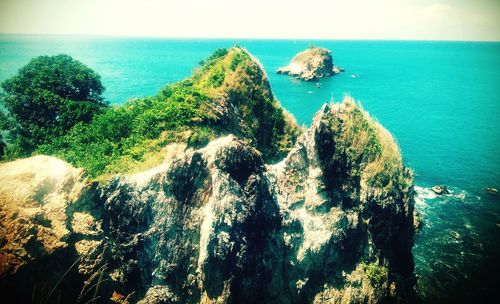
<box><xmin>277</xmin><ymin>47</ymin><xmax>343</xmax><ymax>81</ymax></box>
<box><xmin>0</xmin><ymin>98</ymin><xmax>416</xmax><ymax>303</ymax></box>
<box><xmin>267</xmin><ymin>100</ymin><xmax>416</xmax><ymax>303</ymax></box>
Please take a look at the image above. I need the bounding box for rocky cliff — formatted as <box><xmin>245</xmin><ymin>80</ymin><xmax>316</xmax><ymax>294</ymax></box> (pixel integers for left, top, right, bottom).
<box><xmin>0</xmin><ymin>96</ymin><xmax>416</xmax><ymax>303</ymax></box>
<box><xmin>277</xmin><ymin>47</ymin><xmax>342</xmax><ymax>81</ymax></box>
<box><xmin>0</xmin><ymin>47</ymin><xmax>415</xmax><ymax>304</ymax></box>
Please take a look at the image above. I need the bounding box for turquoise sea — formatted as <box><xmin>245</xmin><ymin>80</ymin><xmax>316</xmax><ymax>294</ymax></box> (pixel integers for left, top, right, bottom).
<box><xmin>1</xmin><ymin>35</ymin><xmax>499</xmax><ymax>302</ymax></box>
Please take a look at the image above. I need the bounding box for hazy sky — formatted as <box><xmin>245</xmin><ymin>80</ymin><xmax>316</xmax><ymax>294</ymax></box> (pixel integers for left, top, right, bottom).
<box><xmin>1</xmin><ymin>0</ymin><xmax>499</xmax><ymax>41</ymax></box>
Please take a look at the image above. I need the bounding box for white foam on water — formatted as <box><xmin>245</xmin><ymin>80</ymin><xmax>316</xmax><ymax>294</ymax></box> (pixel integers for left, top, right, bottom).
<box><xmin>414</xmin><ymin>185</ymin><xmax>438</xmax><ymax>208</ymax></box>
<box><xmin>415</xmin><ymin>186</ymin><xmax>438</xmax><ymax>200</ymax></box>
<box><xmin>415</xmin><ymin>185</ymin><xmax>479</xmax><ymax>206</ymax></box>
<box><xmin>464</xmin><ymin>222</ymin><xmax>474</xmax><ymax>230</ymax></box>
<box><xmin>447</xmin><ymin>187</ymin><xmax>482</xmax><ymax>202</ymax></box>
<box><xmin>453</xmin><ymin>189</ymin><xmax>467</xmax><ymax>200</ymax></box>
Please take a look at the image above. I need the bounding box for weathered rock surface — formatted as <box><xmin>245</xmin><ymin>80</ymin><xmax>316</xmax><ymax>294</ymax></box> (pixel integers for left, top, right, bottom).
<box><xmin>277</xmin><ymin>47</ymin><xmax>343</xmax><ymax>81</ymax></box>
<box><xmin>0</xmin><ymin>99</ymin><xmax>416</xmax><ymax>303</ymax></box>
<box><xmin>267</xmin><ymin>99</ymin><xmax>416</xmax><ymax>303</ymax></box>
<box><xmin>0</xmin><ymin>155</ymin><xmax>103</xmax><ymax>302</ymax></box>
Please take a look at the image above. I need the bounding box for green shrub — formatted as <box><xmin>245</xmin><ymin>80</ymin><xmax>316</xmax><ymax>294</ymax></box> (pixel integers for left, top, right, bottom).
<box><xmin>230</xmin><ymin>51</ymin><xmax>248</xmax><ymax>71</ymax></box>
<box><xmin>187</xmin><ymin>127</ymin><xmax>214</xmax><ymax>148</ymax></box>
<box><xmin>34</xmin><ymin>47</ymin><xmax>300</xmax><ymax>179</ymax></box>
<box><xmin>331</xmin><ymin>99</ymin><xmax>402</xmax><ymax>189</ymax></box>
<box><xmin>206</xmin><ymin>65</ymin><xmax>225</xmax><ymax>87</ymax></box>
<box><xmin>199</xmin><ymin>48</ymin><xmax>229</xmax><ymax>73</ymax></box>
<box><xmin>1</xmin><ymin>54</ymin><xmax>106</xmax><ymax>157</ymax></box>
<box><xmin>207</xmin><ymin>48</ymin><xmax>228</xmax><ymax>61</ymax></box>
<box><xmin>37</xmin><ymin>81</ymin><xmax>212</xmax><ymax>178</ymax></box>
<box><xmin>363</xmin><ymin>262</ymin><xmax>388</xmax><ymax>285</ymax></box>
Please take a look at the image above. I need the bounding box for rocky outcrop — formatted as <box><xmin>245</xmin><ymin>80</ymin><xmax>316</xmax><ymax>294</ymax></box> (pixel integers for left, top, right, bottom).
<box><xmin>267</xmin><ymin>100</ymin><xmax>416</xmax><ymax>303</ymax></box>
<box><xmin>277</xmin><ymin>47</ymin><xmax>343</xmax><ymax>81</ymax></box>
<box><xmin>0</xmin><ymin>98</ymin><xmax>416</xmax><ymax>303</ymax></box>
<box><xmin>0</xmin><ymin>155</ymin><xmax>103</xmax><ymax>303</ymax></box>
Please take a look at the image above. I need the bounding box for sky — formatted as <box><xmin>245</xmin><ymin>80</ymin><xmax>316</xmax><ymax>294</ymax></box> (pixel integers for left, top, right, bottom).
<box><xmin>0</xmin><ymin>0</ymin><xmax>499</xmax><ymax>41</ymax></box>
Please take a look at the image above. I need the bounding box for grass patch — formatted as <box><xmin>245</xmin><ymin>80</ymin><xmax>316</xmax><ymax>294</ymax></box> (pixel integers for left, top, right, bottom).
<box><xmin>332</xmin><ymin>98</ymin><xmax>404</xmax><ymax>190</ymax></box>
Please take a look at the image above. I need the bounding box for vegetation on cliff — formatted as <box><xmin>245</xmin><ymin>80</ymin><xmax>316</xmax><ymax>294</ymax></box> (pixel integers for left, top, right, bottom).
<box><xmin>363</xmin><ymin>262</ymin><xmax>389</xmax><ymax>285</ymax></box>
<box><xmin>268</xmin><ymin>99</ymin><xmax>416</xmax><ymax>302</ymax></box>
<box><xmin>330</xmin><ymin>98</ymin><xmax>404</xmax><ymax>190</ymax></box>
<box><xmin>0</xmin><ymin>49</ymin><xmax>417</xmax><ymax>302</ymax></box>
<box><xmin>1</xmin><ymin>48</ymin><xmax>300</xmax><ymax>179</ymax></box>
<box><xmin>0</xmin><ymin>110</ymin><xmax>416</xmax><ymax>302</ymax></box>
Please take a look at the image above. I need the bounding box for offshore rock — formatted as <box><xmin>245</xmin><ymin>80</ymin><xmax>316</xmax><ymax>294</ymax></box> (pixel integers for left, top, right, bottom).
<box><xmin>0</xmin><ymin>99</ymin><xmax>416</xmax><ymax>303</ymax></box>
<box><xmin>277</xmin><ymin>47</ymin><xmax>343</xmax><ymax>81</ymax></box>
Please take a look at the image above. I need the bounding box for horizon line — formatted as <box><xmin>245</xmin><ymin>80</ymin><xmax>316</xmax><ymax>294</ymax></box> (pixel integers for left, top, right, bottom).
<box><xmin>1</xmin><ymin>32</ymin><xmax>499</xmax><ymax>43</ymax></box>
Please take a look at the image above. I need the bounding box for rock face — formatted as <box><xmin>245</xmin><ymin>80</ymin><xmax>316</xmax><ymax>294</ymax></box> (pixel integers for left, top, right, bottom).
<box><xmin>267</xmin><ymin>100</ymin><xmax>416</xmax><ymax>303</ymax></box>
<box><xmin>277</xmin><ymin>47</ymin><xmax>342</xmax><ymax>81</ymax></box>
<box><xmin>0</xmin><ymin>156</ymin><xmax>103</xmax><ymax>302</ymax></box>
<box><xmin>0</xmin><ymin>98</ymin><xmax>416</xmax><ymax>303</ymax></box>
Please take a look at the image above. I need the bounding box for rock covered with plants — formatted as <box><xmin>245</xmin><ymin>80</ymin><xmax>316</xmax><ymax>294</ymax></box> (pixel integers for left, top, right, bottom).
<box><xmin>0</xmin><ymin>47</ymin><xmax>300</xmax><ymax>180</ymax></box>
<box><xmin>267</xmin><ymin>99</ymin><xmax>416</xmax><ymax>302</ymax></box>
<box><xmin>277</xmin><ymin>46</ymin><xmax>343</xmax><ymax>81</ymax></box>
<box><xmin>0</xmin><ymin>48</ymin><xmax>416</xmax><ymax>303</ymax></box>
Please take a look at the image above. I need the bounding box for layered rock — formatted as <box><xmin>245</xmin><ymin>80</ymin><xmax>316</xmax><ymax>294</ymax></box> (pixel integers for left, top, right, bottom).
<box><xmin>0</xmin><ymin>98</ymin><xmax>416</xmax><ymax>303</ymax></box>
<box><xmin>277</xmin><ymin>47</ymin><xmax>343</xmax><ymax>81</ymax></box>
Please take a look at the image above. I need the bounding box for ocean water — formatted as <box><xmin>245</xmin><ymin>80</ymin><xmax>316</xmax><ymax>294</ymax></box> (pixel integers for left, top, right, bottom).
<box><xmin>0</xmin><ymin>35</ymin><xmax>499</xmax><ymax>302</ymax></box>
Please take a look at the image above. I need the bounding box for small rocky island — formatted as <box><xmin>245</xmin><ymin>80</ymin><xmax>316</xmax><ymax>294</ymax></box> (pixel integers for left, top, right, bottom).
<box><xmin>277</xmin><ymin>46</ymin><xmax>343</xmax><ymax>81</ymax></box>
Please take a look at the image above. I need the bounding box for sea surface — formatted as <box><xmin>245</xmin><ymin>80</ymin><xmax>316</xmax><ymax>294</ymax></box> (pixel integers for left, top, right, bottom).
<box><xmin>1</xmin><ymin>35</ymin><xmax>499</xmax><ymax>302</ymax></box>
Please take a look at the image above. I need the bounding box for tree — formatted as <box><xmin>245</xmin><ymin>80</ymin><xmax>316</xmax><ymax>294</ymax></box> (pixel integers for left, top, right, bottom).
<box><xmin>1</xmin><ymin>54</ymin><xmax>107</xmax><ymax>157</ymax></box>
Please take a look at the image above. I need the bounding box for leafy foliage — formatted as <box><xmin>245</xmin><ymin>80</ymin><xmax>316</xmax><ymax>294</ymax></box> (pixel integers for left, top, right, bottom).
<box><xmin>206</xmin><ymin>65</ymin><xmax>225</xmax><ymax>88</ymax></box>
<box><xmin>206</xmin><ymin>48</ymin><xmax>229</xmax><ymax>62</ymax></box>
<box><xmin>1</xmin><ymin>54</ymin><xmax>106</xmax><ymax>157</ymax></box>
<box><xmin>194</xmin><ymin>48</ymin><xmax>301</xmax><ymax>160</ymax></box>
<box><xmin>11</xmin><ymin>47</ymin><xmax>300</xmax><ymax>180</ymax></box>
<box><xmin>38</xmin><ymin>82</ymin><xmax>216</xmax><ymax>178</ymax></box>
<box><xmin>230</xmin><ymin>51</ymin><xmax>246</xmax><ymax>71</ymax></box>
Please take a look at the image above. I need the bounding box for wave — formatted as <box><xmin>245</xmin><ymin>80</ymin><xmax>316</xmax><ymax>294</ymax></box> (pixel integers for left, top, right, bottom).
<box><xmin>414</xmin><ymin>185</ymin><xmax>478</xmax><ymax>207</ymax></box>
<box><xmin>414</xmin><ymin>186</ymin><xmax>438</xmax><ymax>204</ymax></box>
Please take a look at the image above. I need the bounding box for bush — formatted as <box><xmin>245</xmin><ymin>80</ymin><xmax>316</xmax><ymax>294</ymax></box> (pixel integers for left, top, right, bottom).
<box><xmin>206</xmin><ymin>48</ymin><xmax>228</xmax><ymax>62</ymax></box>
<box><xmin>187</xmin><ymin>127</ymin><xmax>214</xmax><ymax>148</ymax></box>
<box><xmin>230</xmin><ymin>51</ymin><xmax>248</xmax><ymax>71</ymax></box>
<box><xmin>1</xmin><ymin>54</ymin><xmax>106</xmax><ymax>157</ymax></box>
<box><xmin>331</xmin><ymin>99</ymin><xmax>402</xmax><ymax>189</ymax></box>
<box><xmin>37</xmin><ymin>47</ymin><xmax>300</xmax><ymax>179</ymax></box>
<box><xmin>38</xmin><ymin>82</ymin><xmax>212</xmax><ymax>178</ymax></box>
<box><xmin>364</xmin><ymin>262</ymin><xmax>388</xmax><ymax>285</ymax></box>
